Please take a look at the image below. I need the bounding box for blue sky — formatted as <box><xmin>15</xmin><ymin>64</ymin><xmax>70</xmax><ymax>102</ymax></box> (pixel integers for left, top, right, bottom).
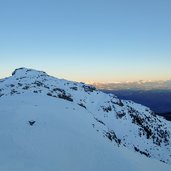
<box><xmin>0</xmin><ymin>0</ymin><xmax>171</xmax><ymax>82</ymax></box>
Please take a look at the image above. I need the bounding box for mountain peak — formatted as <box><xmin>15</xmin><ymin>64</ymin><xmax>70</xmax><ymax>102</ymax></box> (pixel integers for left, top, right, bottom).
<box><xmin>0</xmin><ymin>68</ymin><xmax>171</xmax><ymax>165</ymax></box>
<box><xmin>12</xmin><ymin>67</ymin><xmax>47</xmax><ymax>77</ymax></box>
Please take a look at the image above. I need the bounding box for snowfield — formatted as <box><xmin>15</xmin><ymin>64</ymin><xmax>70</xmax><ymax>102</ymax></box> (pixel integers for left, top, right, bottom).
<box><xmin>0</xmin><ymin>68</ymin><xmax>171</xmax><ymax>171</ymax></box>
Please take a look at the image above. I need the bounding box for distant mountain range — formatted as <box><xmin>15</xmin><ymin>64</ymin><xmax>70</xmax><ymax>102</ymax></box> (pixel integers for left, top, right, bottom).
<box><xmin>93</xmin><ymin>80</ymin><xmax>171</xmax><ymax>90</ymax></box>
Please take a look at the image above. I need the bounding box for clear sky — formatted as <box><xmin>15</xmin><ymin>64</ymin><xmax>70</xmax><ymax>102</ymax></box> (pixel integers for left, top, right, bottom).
<box><xmin>0</xmin><ymin>0</ymin><xmax>171</xmax><ymax>83</ymax></box>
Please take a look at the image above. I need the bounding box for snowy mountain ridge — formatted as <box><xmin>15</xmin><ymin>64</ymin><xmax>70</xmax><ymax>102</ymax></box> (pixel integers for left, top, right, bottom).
<box><xmin>0</xmin><ymin>67</ymin><xmax>171</xmax><ymax>170</ymax></box>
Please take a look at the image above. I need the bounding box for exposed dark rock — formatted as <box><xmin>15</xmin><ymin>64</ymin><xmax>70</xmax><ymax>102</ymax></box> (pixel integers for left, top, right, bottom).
<box><xmin>116</xmin><ymin>111</ymin><xmax>126</xmax><ymax>119</ymax></box>
<box><xmin>116</xmin><ymin>100</ymin><xmax>124</xmax><ymax>106</ymax></box>
<box><xmin>94</xmin><ymin>118</ymin><xmax>105</xmax><ymax>126</ymax></box>
<box><xmin>0</xmin><ymin>94</ymin><xmax>4</xmax><ymax>97</ymax></box>
<box><xmin>101</xmin><ymin>105</ymin><xmax>112</xmax><ymax>112</ymax></box>
<box><xmin>33</xmin><ymin>81</ymin><xmax>43</xmax><ymax>87</ymax></box>
<box><xmin>47</xmin><ymin>93</ymin><xmax>52</xmax><ymax>96</ymax></box>
<box><xmin>10</xmin><ymin>89</ymin><xmax>18</xmax><ymax>95</ymax></box>
<box><xmin>22</xmin><ymin>86</ymin><xmax>29</xmax><ymax>90</ymax></box>
<box><xmin>129</xmin><ymin>107</ymin><xmax>170</xmax><ymax>146</ymax></box>
<box><xmin>130</xmin><ymin>113</ymin><xmax>153</xmax><ymax>139</ymax></box>
<box><xmin>70</xmin><ymin>87</ymin><xmax>78</xmax><ymax>91</ymax></box>
<box><xmin>12</xmin><ymin>68</ymin><xmax>25</xmax><ymax>76</ymax></box>
<box><xmin>18</xmin><ymin>83</ymin><xmax>23</xmax><ymax>86</ymax></box>
<box><xmin>44</xmin><ymin>85</ymin><xmax>50</xmax><ymax>89</ymax></box>
<box><xmin>78</xmin><ymin>103</ymin><xmax>86</xmax><ymax>109</ymax></box>
<box><xmin>28</xmin><ymin>120</ymin><xmax>36</xmax><ymax>126</ymax></box>
<box><xmin>53</xmin><ymin>88</ymin><xmax>65</xmax><ymax>93</ymax></box>
<box><xmin>82</xmin><ymin>85</ymin><xmax>96</xmax><ymax>92</ymax></box>
<box><xmin>58</xmin><ymin>93</ymin><xmax>73</xmax><ymax>102</ymax></box>
<box><xmin>105</xmin><ymin>131</ymin><xmax>121</xmax><ymax>145</ymax></box>
<box><xmin>134</xmin><ymin>147</ymin><xmax>150</xmax><ymax>157</ymax></box>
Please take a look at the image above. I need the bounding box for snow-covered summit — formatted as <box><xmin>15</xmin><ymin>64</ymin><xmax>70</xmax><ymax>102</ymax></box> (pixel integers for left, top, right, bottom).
<box><xmin>0</xmin><ymin>68</ymin><xmax>171</xmax><ymax>170</ymax></box>
<box><xmin>12</xmin><ymin>67</ymin><xmax>48</xmax><ymax>77</ymax></box>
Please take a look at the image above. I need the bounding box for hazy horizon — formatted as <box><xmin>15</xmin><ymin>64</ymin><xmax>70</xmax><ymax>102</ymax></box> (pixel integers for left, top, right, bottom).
<box><xmin>1</xmin><ymin>67</ymin><xmax>171</xmax><ymax>85</ymax></box>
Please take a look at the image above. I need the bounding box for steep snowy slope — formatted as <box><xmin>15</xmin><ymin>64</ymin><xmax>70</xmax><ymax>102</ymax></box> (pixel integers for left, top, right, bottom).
<box><xmin>0</xmin><ymin>94</ymin><xmax>171</xmax><ymax>171</ymax></box>
<box><xmin>0</xmin><ymin>68</ymin><xmax>171</xmax><ymax>170</ymax></box>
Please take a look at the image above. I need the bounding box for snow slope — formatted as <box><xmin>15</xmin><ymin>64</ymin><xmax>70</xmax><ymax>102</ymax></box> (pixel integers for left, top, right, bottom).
<box><xmin>0</xmin><ymin>68</ymin><xmax>171</xmax><ymax>170</ymax></box>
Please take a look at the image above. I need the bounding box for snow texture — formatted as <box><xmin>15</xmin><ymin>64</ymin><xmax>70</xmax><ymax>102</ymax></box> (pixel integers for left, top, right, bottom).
<box><xmin>0</xmin><ymin>67</ymin><xmax>171</xmax><ymax>170</ymax></box>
